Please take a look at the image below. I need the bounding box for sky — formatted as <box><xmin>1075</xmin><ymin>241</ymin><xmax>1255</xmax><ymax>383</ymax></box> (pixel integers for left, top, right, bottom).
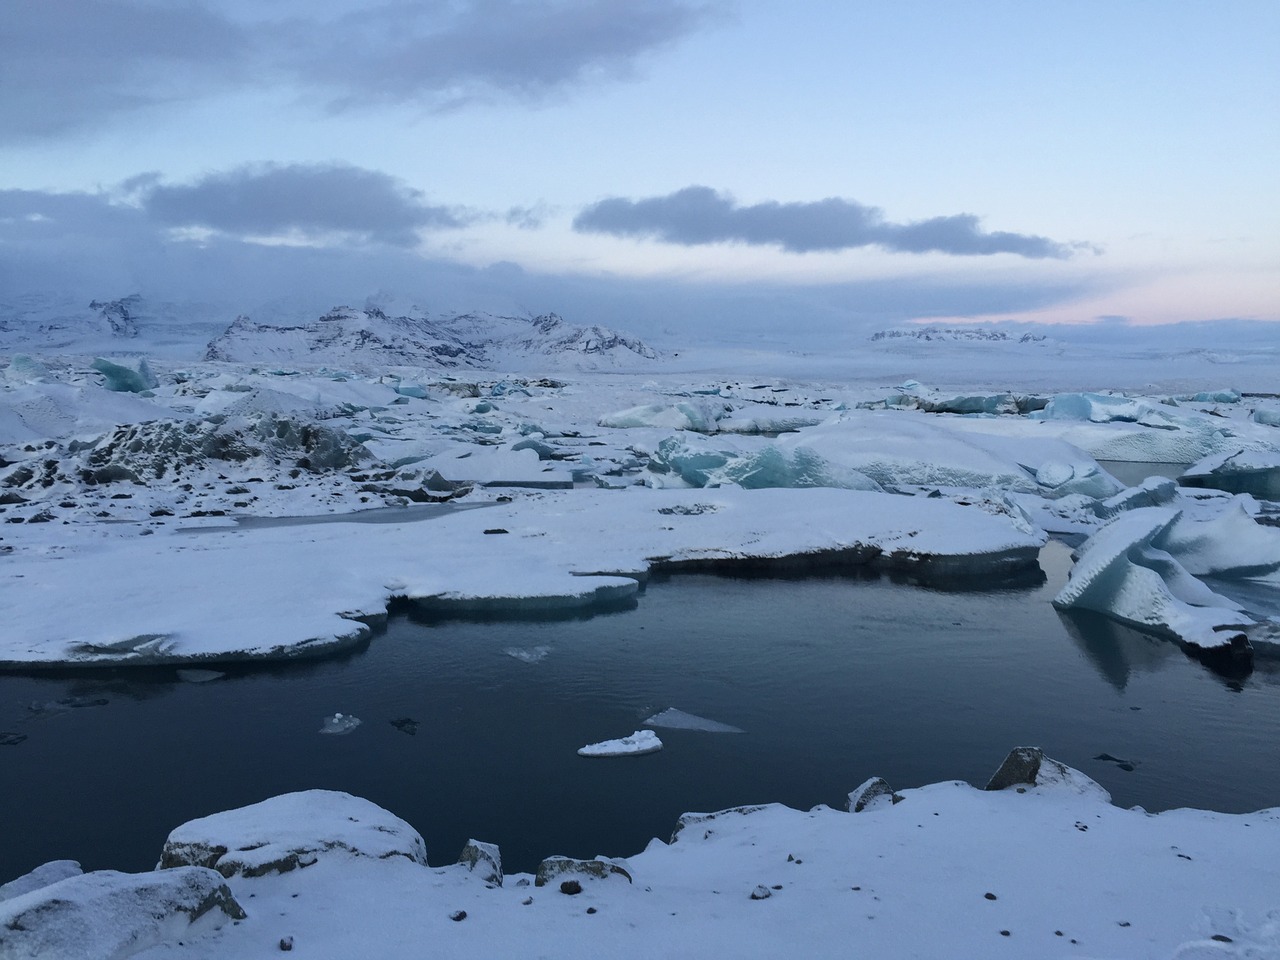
<box><xmin>1</xmin><ymin>0</ymin><xmax>1277</xmax><ymax>340</ymax></box>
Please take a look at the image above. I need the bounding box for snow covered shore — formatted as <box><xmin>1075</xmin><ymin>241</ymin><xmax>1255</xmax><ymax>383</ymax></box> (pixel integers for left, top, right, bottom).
<box><xmin>3</xmin><ymin>750</ymin><xmax>1277</xmax><ymax>960</ymax></box>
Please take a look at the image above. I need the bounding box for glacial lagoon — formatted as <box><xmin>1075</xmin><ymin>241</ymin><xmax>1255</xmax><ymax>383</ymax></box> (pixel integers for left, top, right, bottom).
<box><xmin>3</xmin><ymin>540</ymin><xmax>1279</xmax><ymax>880</ymax></box>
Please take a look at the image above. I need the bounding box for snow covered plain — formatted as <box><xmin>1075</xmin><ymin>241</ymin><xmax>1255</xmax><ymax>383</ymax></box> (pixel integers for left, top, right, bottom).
<box><xmin>2</xmin><ymin>299</ymin><xmax>1280</xmax><ymax>957</ymax></box>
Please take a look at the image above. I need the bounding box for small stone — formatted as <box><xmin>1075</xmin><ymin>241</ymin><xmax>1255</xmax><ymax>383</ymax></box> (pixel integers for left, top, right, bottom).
<box><xmin>984</xmin><ymin>893</ymin><xmax>997</xmax><ymax>900</ymax></box>
<box><xmin>586</xmin><ymin>907</ymin><xmax>597</xmax><ymax>914</ymax></box>
<box><xmin>771</xmin><ymin>884</ymin><xmax>782</xmax><ymax>890</ymax></box>
<box><xmin>749</xmin><ymin>885</ymin><xmax>772</xmax><ymax>900</ymax></box>
<box><xmin>521</xmin><ymin>897</ymin><xmax>533</xmax><ymax>906</ymax></box>
<box><xmin>450</xmin><ymin>910</ymin><xmax>467</xmax><ymax>921</ymax></box>
<box><xmin>559</xmin><ymin>880</ymin><xmax>582</xmax><ymax>895</ymax></box>
<box><xmin>1000</xmin><ymin>930</ymin><xmax>1011</xmax><ymax>937</ymax></box>
<box><xmin>279</xmin><ymin>936</ymin><xmax>294</xmax><ymax>951</ymax></box>
<box><xmin>1211</xmin><ymin>935</ymin><xmax>1234</xmax><ymax>943</ymax></box>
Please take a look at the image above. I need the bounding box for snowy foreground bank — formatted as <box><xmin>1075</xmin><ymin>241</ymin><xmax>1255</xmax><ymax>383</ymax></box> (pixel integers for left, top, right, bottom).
<box><xmin>2</xmin><ymin>749</ymin><xmax>1277</xmax><ymax>960</ymax></box>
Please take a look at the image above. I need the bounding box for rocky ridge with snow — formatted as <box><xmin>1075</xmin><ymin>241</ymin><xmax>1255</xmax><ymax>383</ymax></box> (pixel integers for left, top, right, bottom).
<box><xmin>204</xmin><ymin>305</ymin><xmax>658</xmax><ymax>370</ymax></box>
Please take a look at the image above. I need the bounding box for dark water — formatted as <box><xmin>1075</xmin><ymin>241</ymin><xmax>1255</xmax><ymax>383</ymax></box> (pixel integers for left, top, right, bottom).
<box><xmin>1096</xmin><ymin>460</ymin><xmax>1186</xmax><ymax>486</ymax></box>
<box><xmin>3</xmin><ymin>540</ymin><xmax>1279</xmax><ymax>882</ymax></box>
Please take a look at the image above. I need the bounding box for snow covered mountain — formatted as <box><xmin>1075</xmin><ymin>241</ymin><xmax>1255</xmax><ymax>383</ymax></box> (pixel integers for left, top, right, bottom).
<box><xmin>870</xmin><ymin>326</ymin><xmax>1048</xmax><ymax>344</ymax></box>
<box><xmin>0</xmin><ymin>294</ymin><xmax>234</xmax><ymax>358</ymax></box>
<box><xmin>204</xmin><ymin>305</ymin><xmax>659</xmax><ymax>370</ymax></box>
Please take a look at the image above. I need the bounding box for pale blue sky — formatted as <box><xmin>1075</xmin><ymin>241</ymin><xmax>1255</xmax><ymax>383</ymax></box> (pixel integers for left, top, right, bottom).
<box><xmin>2</xmin><ymin>0</ymin><xmax>1276</xmax><ymax>334</ymax></box>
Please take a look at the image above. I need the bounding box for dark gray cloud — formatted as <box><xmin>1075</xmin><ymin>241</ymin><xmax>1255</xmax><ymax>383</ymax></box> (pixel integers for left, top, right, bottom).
<box><xmin>0</xmin><ymin>1</ymin><xmax>249</xmax><ymax>140</ymax></box>
<box><xmin>574</xmin><ymin>186</ymin><xmax>1074</xmax><ymax>259</ymax></box>
<box><xmin>0</xmin><ymin>1</ymin><xmax>714</xmax><ymax>142</ymax></box>
<box><xmin>140</xmin><ymin>163</ymin><xmax>464</xmax><ymax>246</ymax></box>
<box><xmin>300</xmin><ymin>0</ymin><xmax>716</xmax><ymax>111</ymax></box>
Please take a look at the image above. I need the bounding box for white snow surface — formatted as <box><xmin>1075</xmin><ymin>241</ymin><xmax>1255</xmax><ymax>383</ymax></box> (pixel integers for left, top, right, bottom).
<box><xmin>56</xmin><ymin>773</ymin><xmax>1277</xmax><ymax>960</ymax></box>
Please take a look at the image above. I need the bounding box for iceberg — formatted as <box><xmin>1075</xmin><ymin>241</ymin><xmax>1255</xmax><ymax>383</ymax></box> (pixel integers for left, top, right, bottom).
<box><xmin>598</xmin><ymin>399</ymin><xmax>732</xmax><ymax>433</ymax></box>
<box><xmin>91</xmin><ymin>356</ymin><xmax>159</xmax><ymax>393</ymax></box>
<box><xmin>1052</xmin><ymin>507</ymin><xmax>1259</xmax><ymax>650</ymax></box>
<box><xmin>1179</xmin><ymin>448</ymin><xmax>1280</xmax><ymax>500</ymax></box>
<box><xmin>577</xmin><ymin>730</ymin><xmax>663</xmax><ymax>757</ymax></box>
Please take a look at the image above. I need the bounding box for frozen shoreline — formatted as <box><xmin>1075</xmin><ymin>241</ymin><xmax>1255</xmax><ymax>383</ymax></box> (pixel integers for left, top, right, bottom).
<box><xmin>3</xmin><ymin>749</ymin><xmax>1278</xmax><ymax>960</ymax></box>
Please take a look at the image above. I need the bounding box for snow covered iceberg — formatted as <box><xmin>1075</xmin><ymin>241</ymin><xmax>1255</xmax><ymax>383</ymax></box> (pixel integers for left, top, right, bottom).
<box><xmin>1052</xmin><ymin>503</ymin><xmax>1280</xmax><ymax>651</ymax></box>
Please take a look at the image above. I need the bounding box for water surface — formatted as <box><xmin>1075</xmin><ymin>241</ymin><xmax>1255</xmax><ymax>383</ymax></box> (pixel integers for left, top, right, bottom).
<box><xmin>3</xmin><ymin>540</ymin><xmax>1278</xmax><ymax>881</ymax></box>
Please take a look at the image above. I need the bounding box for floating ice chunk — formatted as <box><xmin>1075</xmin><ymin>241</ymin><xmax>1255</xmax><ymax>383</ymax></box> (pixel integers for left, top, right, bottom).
<box><xmin>91</xmin><ymin>356</ymin><xmax>158</xmax><ymax>393</ymax></box>
<box><xmin>599</xmin><ymin>399</ymin><xmax>732</xmax><ymax>433</ymax></box>
<box><xmin>319</xmin><ymin>712</ymin><xmax>362</xmax><ymax>735</ymax></box>
<box><xmin>1252</xmin><ymin>408</ymin><xmax>1280</xmax><ymax>427</ymax></box>
<box><xmin>1053</xmin><ymin>508</ymin><xmax>1254</xmax><ymax>649</ymax></box>
<box><xmin>3</xmin><ymin>354</ymin><xmax>48</xmax><ymax>383</ymax></box>
<box><xmin>644</xmin><ymin>708</ymin><xmax>744</xmax><ymax>734</ymax></box>
<box><xmin>1189</xmin><ymin>389</ymin><xmax>1240</xmax><ymax>404</ymax></box>
<box><xmin>1158</xmin><ymin>499</ymin><xmax>1280</xmax><ymax>580</ymax></box>
<box><xmin>1180</xmin><ymin>448</ymin><xmax>1280</xmax><ymax>500</ymax></box>
<box><xmin>1033</xmin><ymin>458</ymin><xmax>1124</xmax><ymax>499</ymax></box>
<box><xmin>504</xmin><ymin>645</ymin><xmax>551</xmax><ymax>663</ymax></box>
<box><xmin>1096</xmin><ymin>476</ymin><xmax>1180</xmax><ymax>519</ymax></box>
<box><xmin>578</xmin><ymin>730</ymin><xmax>663</xmax><ymax>757</ymax></box>
<box><xmin>419</xmin><ymin>444</ymin><xmax>573</xmax><ymax>489</ymax></box>
<box><xmin>1032</xmin><ymin>392</ymin><xmax>1179</xmax><ymax>428</ymax></box>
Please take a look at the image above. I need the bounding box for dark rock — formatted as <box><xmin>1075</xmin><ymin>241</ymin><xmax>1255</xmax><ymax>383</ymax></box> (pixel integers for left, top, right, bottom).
<box><xmin>750</xmin><ymin>885</ymin><xmax>772</xmax><ymax>900</ymax></box>
<box><xmin>450</xmin><ymin>910</ymin><xmax>467</xmax><ymax>921</ymax></box>
<box><xmin>279</xmin><ymin>936</ymin><xmax>294</xmax><ymax>951</ymax></box>
<box><xmin>559</xmin><ymin>881</ymin><xmax>582</xmax><ymax>896</ymax></box>
<box><xmin>534</xmin><ymin>856</ymin><xmax>631</xmax><ymax>887</ymax></box>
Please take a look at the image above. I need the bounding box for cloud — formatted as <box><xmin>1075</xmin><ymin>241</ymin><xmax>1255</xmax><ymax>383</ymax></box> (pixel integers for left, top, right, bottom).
<box><xmin>297</xmin><ymin>0</ymin><xmax>716</xmax><ymax>111</ymax></box>
<box><xmin>0</xmin><ymin>0</ymin><xmax>249</xmax><ymax>141</ymax></box>
<box><xmin>574</xmin><ymin>186</ymin><xmax>1074</xmax><ymax>259</ymax></box>
<box><xmin>0</xmin><ymin>0</ymin><xmax>715</xmax><ymax>142</ymax></box>
<box><xmin>140</xmin><ymin>163</ymin><xmax>465</xmax><ymax>246</ymax></box>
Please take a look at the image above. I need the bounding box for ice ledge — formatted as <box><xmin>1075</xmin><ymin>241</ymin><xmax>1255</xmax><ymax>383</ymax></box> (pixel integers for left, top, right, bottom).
<box><xmin>0</xmin><ymin>488</ymin><xmax>1045</xmax><ymax>668</ymax></box>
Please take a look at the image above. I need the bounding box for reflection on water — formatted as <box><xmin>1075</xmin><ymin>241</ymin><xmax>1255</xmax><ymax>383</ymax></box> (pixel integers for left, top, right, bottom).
<box><xmin>3</xmin><ymin>540</ymin><xmax>1280</xmax><ymax>884</ymax></box>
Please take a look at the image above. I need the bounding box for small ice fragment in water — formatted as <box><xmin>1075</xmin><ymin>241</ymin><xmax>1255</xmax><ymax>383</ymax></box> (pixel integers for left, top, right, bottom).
<box><xmin>644</xmin><ymin>707</ymin><xmax>744</xmax><ymax>734</ymax></box>
<box><xmin>504</xmin><ymin>645</ymin><xmax>551</xmax><ymax>664</ymax></box>
<box><xmin>577</xmin><ymin>730</ymin><xmax>663</xmax><ymax>757</ymax></box>
<box><xmin>176</xmin><ymin>669</ymin><xmax>225</xmax><ymax>684</ymax></box>
<box><xmin>319</xmin><ymin>713</ymin><xmax>362</xmax><ymax>735</ymax></box>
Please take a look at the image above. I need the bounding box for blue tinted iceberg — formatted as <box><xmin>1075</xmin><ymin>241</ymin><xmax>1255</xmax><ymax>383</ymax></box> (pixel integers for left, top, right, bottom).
<box><xmin>1052</xmin><ymin>505</ymin><xmax>1278</xmax><ymax>649</ymax></box>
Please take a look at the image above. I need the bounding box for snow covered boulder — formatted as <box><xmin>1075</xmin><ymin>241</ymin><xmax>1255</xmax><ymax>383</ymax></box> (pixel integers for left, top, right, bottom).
<box><xmin>983</xmin><ymin>746</ymin><xmax>1111</xmax><ymax>801</ymax></box>
<box><xmin>846</xmin><ymin>777</ymin><xmax>902</xmax><ymax>812</ymax></box>
<box><xmin>1180</xmin><ymin>448</ymin><xmax>1280</xmax><ymax>500</ymax></box>
<box><xmin>1052</xmin><ymin>508</ymin><xmax>1256</xmax><ymax>650</ymax></box>
<box><xmin>0</xmin><ymin>866</ymin><xmax>244</xmax><ymax>960</ymax></box>
<box><xmin>0</xmin><ymin>860</ymin><xmax>82</xmax><ymax>903</ymax></box>
<box><xmin>158</xmin><ymin>790</ymin><xmax>429</xmax><ymax>878</ymax></box>
<box><xmin>457</xmin><ymin>840</ymin><xmax>502</xmax><ymax>885</ymax></box>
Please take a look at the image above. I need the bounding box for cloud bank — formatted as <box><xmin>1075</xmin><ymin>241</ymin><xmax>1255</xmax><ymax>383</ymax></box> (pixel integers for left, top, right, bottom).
<box><xmin>574</xmin><ymin>186</ymin><xmax>1073</xmax><ymax>259</ymax></box>
<box><xmin>140</xmin><ymin>164</ymin><xmax>464</xmax><ymax>247</ymax></box>
<box><xmin>0</xmin><ymin>0</ymin><xmax>715</xmax><ymax>142</ymax></box>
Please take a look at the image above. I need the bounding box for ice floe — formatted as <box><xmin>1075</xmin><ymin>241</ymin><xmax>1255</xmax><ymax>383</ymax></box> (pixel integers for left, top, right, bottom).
<box><xmin>643</xmin><ymin>707</ymin><xmax>744</xmax><ymax>733</ymax></box>
<box><xmin>577</xmin><ymin>729</ymin><xmax>663</xmax><ymax>757</ymax></box>
<box><xmin>1180</xmin><ymin>447</ymin><xmax>1280</xmax><ymax>500</ymax></box>
<box><xmin>0</xmin><ymin>487</ymin><xmax>1044</xmax><ymax>667</ymax></box>
<box><xmin>319</xmin><ymin>712</ymin><xmax>362</xmax><ymax>735</ymax></box>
